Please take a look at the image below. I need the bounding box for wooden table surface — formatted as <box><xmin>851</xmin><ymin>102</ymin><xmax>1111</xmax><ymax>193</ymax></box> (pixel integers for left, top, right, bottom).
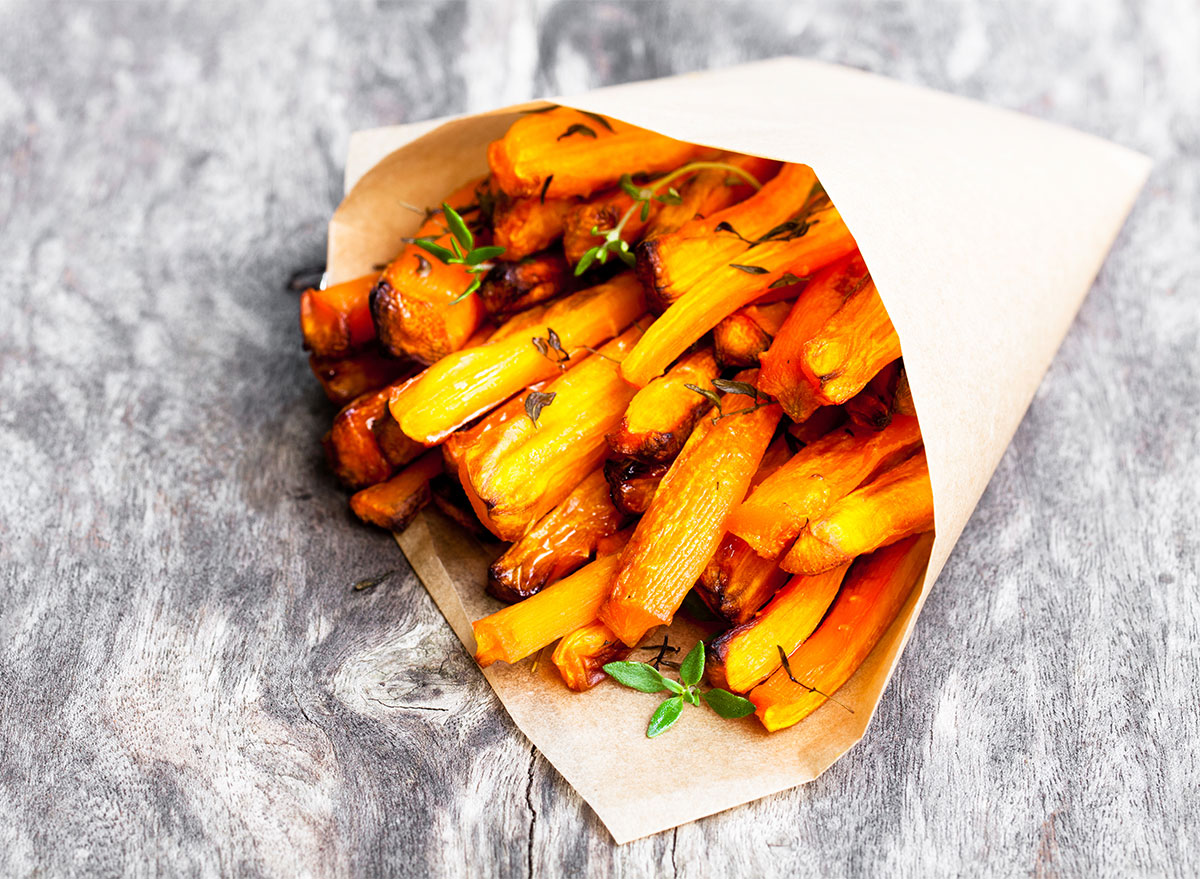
<box><xmin>2</xmin><ymin>1</ymin><xmax>1196</xmax><ymax>876</ymax></box>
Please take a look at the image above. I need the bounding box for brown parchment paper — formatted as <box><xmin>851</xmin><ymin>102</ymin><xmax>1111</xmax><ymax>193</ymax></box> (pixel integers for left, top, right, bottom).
<box><xmin>325</xmin><ymin>58</ymin><xmax>1150</xmax><ymax>843</ymax></box>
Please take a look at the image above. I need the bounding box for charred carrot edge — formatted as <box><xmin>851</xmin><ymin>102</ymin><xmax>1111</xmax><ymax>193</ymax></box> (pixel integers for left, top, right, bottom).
<box><xmin>697</xmin><ymin>533</ymin><xmax>789</xmax><ymax>627</ymax></box>
<box><xmin>788</xmin><ymin>405</ymin><xmax>846</xmax><ymax>445</ymax></box>
<box><xmin>552</xmin><ymin>620</ymin><xmax>633</xmax><ymax>692</ymax></box>
<box><xmin>643</xmin><ymin>154</ymin><xmax>782</xmax><ymax>242</ymax></box>
<box><xmin>390</xmin><ymin>273</ymin><xmax>646</xmax><ymax>444</ymax></box>
<box><xmin>371</xmin><ymin>402</ymin><xmax>425</xmax><ymax>470</ymax></box>
<box><xmin>606</xmin><ymin>348</ymin><xmax>720</xmax><ymax>463</ymax></box>
<box><xmin>428</xmin><ymin>474</ymin><xmax>490</xmax><ymax>537</ymax></box>
<box><xmin>727</xmin><ymin>415</ymin><xmax>923</xmax><ymax>559</ymax></box>
<box><xmin>487</xmin><ymin>107</ymin><xmax>709</xmax><ymax>200</ymax></box>
<box><xmin>324</xmin><ymin>387</ymin><xmax>395</xmax><ymax>489</ymax></box>
<box><xmin>620</xmin><ymin>204</ymin><xmax>857</xmax><ymax>387</ymax></box>
<box><xmin>709</xmin><ymin>563</ymin><xmax>850</xmax><ymax>693</ymax></box>
<box><xmin>782</xmin><ymin>449</ymin><xmax>933</xmax><ymax>575</ymax></box>
<box><xmin>713</xmin><ymin>312</ymin><xmax>773</xmax><ymax>369</ymax></box>
<box><xmin>370</xmin><ymin>177</ymin><xmax>489</xmax><ymax>364</ymax></box>
<box><xmin>844</xmin><ymin>360</ymin><xmax>903</xmax><ymax>431</ymax></box>
<box><xmin>300</xmin><ymin>274</ymin><xmax>379</xmax><ymax>358</ymax></box>
<box><xmin>488</xmin><ymin>469</ymin><xmax>629</xmax><ymax>603</ymax></box>
<box><xmin>751</xmin><ymin>533</ymin><xmax>934</xmax><ymax>731</ymax></box>
<box><xmin>309</xmin><ymin>350</ymin><xmax>411</xmax><ymax>407</ymax></box>
<box><xmin>348</xmin><ymin>451</ymin><xmax>444</xmax><ymax>532</ymax></box>
<box><xmin>492</xmin><ymin>196</ymin><xmax>575</xmax><ymax>260</ymax></box>
<box><xmin>603</xmin><ymin>457</ymin><xmax>668</xmax><ymax>516</ymax></box>
<box><xmin>562</xmin><ymin>189</ymin><xmax>658</xmax><ymax>267</ymax></box>
<box><xmin>801</xmin><ymin>280</ymin><xmax>903</xmax><ymax>405</ymax></box>
<box><xmin>599</xmin><ymin>379</ymin><xmax>782</xmax><ymax>647</ymax></box>
<box><xmin>478</xmin><ymin>250</ymin><xmax>574</xmax><ymax>319</ymax></box>
<box><xmin>637</xmin><ymin>163</ymin><xmax>818</xmax><ymax>309</ymax></box>
<box><xmin>473</xmin><ymin>544</ymin><xmax>629</xmax><ymax>668</ymax></box>
<box><xmin>463</xmin><ymin>324</ymin><xmax>645</xmax><ymax>540</ymax></box>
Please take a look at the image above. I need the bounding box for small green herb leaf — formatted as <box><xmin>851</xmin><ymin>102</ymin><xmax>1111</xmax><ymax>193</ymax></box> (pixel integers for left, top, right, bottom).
<box><xmin>412</xmin><ymin>238</ymin><xmax>454</xmax><ymax>262</ymax></box>
<box><xmin>729</xmin><ymin>263</ymin><xmax>769</xmax><ymax>275</ymax></box>
<box><xmin>684</xmin><ymin>383</ymin><xmax>722</xmax><ymax>412</ymax></box>
<box><xmin>712</xmin><ymin>378</ymin><xmax>760</xmax><ymax>399</ymax></box>
<box><xmin>604</xmin><ymin>661</ymin><xmax>669</xmax><ymax>693</ymax></box>
<box><xmin>703</xmin><ymin>688</ymin><xmax>756</xmax><ymax>719</ymax></box>
<box><xmin>685</xmin><ymin>689</ymin><xmax>701</xmax><ymax>707</ymax></box>
<box><xmin>442</xmin><ymin>203</ymin><xmax>474</xmax><ymax>252</ymax></box>
<box><xmin>680</xmin><ymin>641</ymin><xmax>705</xmax><ymax>687</ymax></box>
<box><xmin>647</xmin><ymin>696</ymin><xmax>684</xmax><ymax>738</ymax></box>
<box><xmin>524</xmin><ymin>390</ymin><xmax>556</xmax><ymax>427</ymax></box>
<box><xmin>619</xmin><ymin>173</ymin><xmax>642</xmax><ymax>200</ymax></box>
<box><xmin>575</xmin><ymin>247</ymin><xmax>599</xmax><ymax>276</ymax></box>
<box><xmin>557</xmin><ymin>123</ymin><xmax>597</xmax><ymax>141</ymax></box>
<box><xmin>465</xmin><ymin>245</ymin><xmax>505</xmax><ymax>265</ymax></box>
<box><xmin>662</xmin><ymin>677</ymin><xmax>685</xmax><ymax>695</ymax></box>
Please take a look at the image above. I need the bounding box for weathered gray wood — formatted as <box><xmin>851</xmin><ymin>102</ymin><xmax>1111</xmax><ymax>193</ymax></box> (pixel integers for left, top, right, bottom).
<box><xmin>0</xmin><ymin>0</ymin><xmax>1196</xmax><ymax>876</ymax></box>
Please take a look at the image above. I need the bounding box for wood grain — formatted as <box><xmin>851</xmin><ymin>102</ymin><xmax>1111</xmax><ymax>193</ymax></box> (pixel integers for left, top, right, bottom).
<box><xmin>0</xmin><ymin>0</ymin><xmax>1196</xmax><ymax>876</ymax></box>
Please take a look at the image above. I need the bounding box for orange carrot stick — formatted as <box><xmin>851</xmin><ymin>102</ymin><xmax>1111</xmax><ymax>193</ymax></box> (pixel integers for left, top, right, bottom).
<box><xmin>348</xmin><ymin>451</ymin><xmax>444</xmax><ymax>532</ymax></box>
<box><xmin>492</xmin><ymin>195</ymin><xmax>575</xmax><ymax>260</ymax></box>
<box><xmin>844</xmin><ymin>360</ymin><xmax>903</xmax><ymax>431</ymax></box>
<box><xmin>603</xmin><ymin>457</ymin><xmax>669</xmax><ymax>515</ymax></box>
<box><xmin>606</xmin><ymin>348</ymin><xmax>720</xmax><ymax>463</ymax></box>
<box><xmin>802</xmin><ymin>280</ymin><xmax>903</xmax><ymax>405</ymax></box>
<box><xmin>695</xmin><ymin>533</ymin><xmax>789</xmax><ymax>626</ymax></box>
<box><xmin>552</xmin><ymin>620</ymin><xmax>633</xmax><ymax>692</ymax></box>
<box><xmin>711</xmin><ymin>299</ymin><xmax>792</xmax><ymax>369</ymax></box>
<box><xmin>643</xmin><ymin>154</ymin><xmax>782</xmax><ymax>241</ymax></box>
<box><xmin>308</xmin><ymin>350</ymin><xmax>411</xmax><ymax>407</ymax></box>
<box><xmin>323</xmin><ymin>386</ymin><xmax>396</xmax><ymax>490</ymax></box>
<box><xmin>751</xmin><ymin>533</ymin><xmax>934</xmax><ymax>731</ymax></box>
<box><xmin>300</xmin><ymin>274</ymin><xmax>379</xmax><ymax>358</ymax></box>
<box><xmin>477</xmin><ymin>250</ymin><xmax>574</xmax><ymax>319</ymax></box>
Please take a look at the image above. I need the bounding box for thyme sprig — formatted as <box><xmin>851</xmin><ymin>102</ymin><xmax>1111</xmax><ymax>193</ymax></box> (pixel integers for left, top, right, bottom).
<box><xmin>686</xmin><ymin>378</ymin><xmax>775</xmax><ymax>424</ymax></box>
<box><xmin>575</xmin><ymin>161</ymin><xmax>765</xmax><ymax>276</ymax></box>
<box><xmin>604</xmin><ymin>641</ymin><xmax>755</xmax><ymax>738</ymax></box>
<box><xmin>409</xmin><ymin>202</ymin><xmax>505</xmax><ymax>303</ymax></box>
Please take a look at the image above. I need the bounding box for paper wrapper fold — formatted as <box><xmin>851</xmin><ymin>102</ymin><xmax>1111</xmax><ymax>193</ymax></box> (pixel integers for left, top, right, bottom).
<box><xmin>325</xmin><ymin>58</ymin><xmax>1149</xmax><ymax>843</ymax></box>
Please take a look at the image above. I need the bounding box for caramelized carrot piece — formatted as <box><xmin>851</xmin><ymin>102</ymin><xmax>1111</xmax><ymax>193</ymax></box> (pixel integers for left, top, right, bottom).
<box><xmin>477</xmin><ymin>250</ymin><xmax>574</xmax><ymax>319</ymax></box>
<box><xmin>751</xmin><ymin>533</ymin><xmax>934</xmax><ymax>731</ymax></box>
<box><xmin>782</xmin><ymin>450</ymin><xmax>933</xmax><ymax>575</ymax></box>
<box><xmin>643</xmin><ymin>154</ymin><xmax>781</xmax><ymax>241</ymax></box>
<box><xmin>844</xmin><ymin>360</ymin><xmax>903</xmax><ymax>431</ymax></box>
<box><xmin>370</xmin><ymin>177</ymin><xmax>490</xmax><ymax>364</ymax></box>
<box><xmin>428</xmin><ymin>474</ymin><xmax>489</xmax><ymax>536</ymax></box>
<box><xmin>802</xmin><ymin>280</ymin><xmax>903</xmax><ymax>404</ymax></box>
<box><xmin>606</xmin><ymin>348</ymin><xmax>719</xmax><ymax>463</ymax></box>
<box><xmin>308</xmin><ymin>350</ymin><xmax>411</xmax><ymax>407</ymax></box>
<box><xmin>348</xmin><ymin>451</ymin><xmax>444</xmax><ymax>532</ymax></box>
<box><xmin>708</xmin><ymin>563</ymin><xmax>850</xmax><ymax>693</ymax></box>
<box><xmin>620</xmin><ymin>204</ymin><xmax>857</xmax><ymax>387</ymax></box>
<box><xmin>300</xmin><ymin>274</ymin><xmax>379</xmax><ymax>358</ymax></box>
<box><xmin>473</xmin><ymin>540</ymin><xmax>630</xmax><ymax>668</ymax></box>
<box><xmin>727</xmin><ymin>415</ymin><xmax>923</xmax><ymax>559</ymax></box>
<box><xmin>562</xmin><ymin>189</ymin><xmax>658</xmax><ymax>267</ymax></box>
<box><xmin>371</xmin><ymin>403</ymin><xmax>425</xmax><ymax>470</ymax></box>
<box><xmin>323</xmin><ymin>387</ymin><xmax>395</xmax><ymax>489</ymax></box>
<box><xmin>552</xmin><ymin>620</ymin><xmax>633</xmax><ymax>692</ymax></box>
<box><xmin>492</xmin><ymin>195</ymin><xmax>575</xmax><ymax>260</ymax></box>
<box><xmin>441</xmin><ymin>381</ymin><xmax>549</xmax><ymax>480</ymax></box>
<box><xmin>603</xmin><ymin>457</ymin><xmax>669</xmax><ymax>515</ymax></box>
<box><xmin>488</xmin><ymin>470</ymin><xmax>629</xmax><ymax>603</ymax></box>
<box><xmin>695</xmin><ymin>533</ymin><xmax>789</xmax><ymax>626</ymax></box>
<box><xmin>599</xmin><ymin>380</ymin><xmax>782</xmax><ymax>646</ymax></box>
<box><xmin>389</xmin><ymin>273</ymin><xmax>645</xmax><ymax>444</ymax></box>
<box><xmin>637</xmin><ymin>162</ymin><xmax>817</xmax><ymax>310</ymax></box>
<box><xmin>462</xmin><ymin>326</ymin><xmax>645</xmax><ymax>540</ymax></box>
<box><xmin>487</xmin><ymin>107</ymin><xmax>708</xmax><ymax>200</ymax></box>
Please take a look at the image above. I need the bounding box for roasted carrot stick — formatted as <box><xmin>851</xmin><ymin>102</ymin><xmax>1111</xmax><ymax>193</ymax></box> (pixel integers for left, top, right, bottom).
<box><xmin>552</xmin><ymin>620</ymin><xmax>633</xmax><ymax>692</ymax></box>
<box><xmin>370</xmin><ymin>401</ymin><xmax>425</xmax><ymax>470</ymax></box>
<box><xmin>637</xmin><ymin>162</ymin><xmax>818</xmax><ymax>310</ymax></box>
<box><xmin>844</xmin><ymin>360</ymin><xmax>903</xmax><ymax>431</ymax></box>
<box><xmin>606</xmin><ymin>348</ymin><xmax>719</xmax><ymax>463</ymax></box>
<box><xmin>473</xmin><ymin>537</ymin><xmax>630</xmax><ymax>668</ymax></box>
<box><xmin>348</xmin><ymin>451</ymin><xmax>444</xmax><ymax>532</ymax></box>
<box><xmin>782</xmin><ymin>450</ymin><xmax>933</xmax><ymax>575</ymax></box>
<box><xmin>323</xmin><ymin>386</ymin><xmax>395</xmax><ymax>489</ymax></box>
<box><xmin>562</xmin><ymin>189</ymin><xmax>656</xmax><ymax>267</ymax></box>
<box><xmin>620</xmin><ymin>203</ymin><xmax>858</xmax><ymax>387</ymax></box>
<box><xmin>751</xmin><ymin>533</ymin><xmax>934</xmax><ymax>731</ymax></box>
<box><xmin>727</xmin><ymin>414</ymin><xmax>923</xmax><ymax>559</ymax></box>
<box><xmin>599</xmin><ymin>379</ymin><xmax>782</xmax><ymax>646</ymax></box>
<box><xmin>477</xmin><ymin>250</ymin><xmax>574</xmax><ymax>319</ymax></box>
<box><xmin>428</xmin><ymin>474</ymin><xmax>490</xmax><ymax>536</ymax></box>
<box><xmin>461</xmin><ymin>325</ymin><xmax>645</xmax><ymax>540</ymax></box>
<box><xmin>488</xmin><ymin>469</ymin><xmax>629</xmax><ymax>603</ymax></box>
<box><xmin>695</xmin><ymin>533</ymin><xmax>789</xmax><ymax>626</ymax></box>
<box><xmin>487</xmin><ymin>107</ymin><xmax>709</xmax><ymax>200</ymax></box>
<box><xmin>308</xmin><ymin>350</ymin><xmax>411</xmax><ymax>407</ymax></box>
<box><xmin>708</xmin><ymin>563</ymin><xmax>850</xmax><ymax>693</ymax></box>
<box><xmin>389</xmin><ymin>273</ymin><xmax>645</xmax><ymax>444</ymax></box>
<box><xmin>440</xmin><ymin>380</ymin><xmax>550</xmax><ymax>480</ymax></box>
<box><xmin>300</xmin><ymin>274</ymin><xmax>379</xmax><ymax>358</ymax></box>
<box><xmin>370</xmin><ymin>177</ymin><xmax>490</xmax><ymax>364</ymax></box>
<box><xmin>492</xmin><ymin>195</ymin><xmax>576</xmax><ymax>260</ymax></box>
<box><xmin>802</xmin><ymin>280</ymin><xmax>903</xmax><ymax>405</ymax></box>
<box><xmin>711</xmin><ymin>301</ymin><xmax>791</xmax><ymax>369</ymax></box>
<box><xmin>643</xmin><ymin>154</ymin><xmax>781</xmax><ymax>241</ymax></box>
<box><xmin>603</xmin><ymin>457</ymin><xmax>669</xmax><ymax>515</ymax></box>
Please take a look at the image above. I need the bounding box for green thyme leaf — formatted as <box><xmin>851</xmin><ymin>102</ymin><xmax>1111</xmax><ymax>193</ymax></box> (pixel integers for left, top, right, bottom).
<box><xmin>412</xmin><ymin>238</ymin><xmax>454</xmax><ymax>262</ymax></box>
<box><xmin>465</xmin><ymin>245</ymin><xmax>505</xmax><ymax>265</ymax></box>
<box><xmin>603</xmin><ymin>661</ymin><xmax>669</xmax><ymax>693</ymax></box>
<box><xmin>684</xmin><ymin>383</ymin><xmax>723</xmax><ymax>413</ymax></box>
<box><xmin>575</xmin><ymin>247</ymin><xmax>599</xmax><ymax>276</ymax></box>
<box><xmin>524</xmin><ymin>390</ymin><xmax>556</xmax><ymax>428</ymax></box>
<box><xmin>449</xmin><ymin>277</ymin><xmax>481</xmax><ymax>304</ymax></box>
<box><xmin>768</xmin><ymin>272</ymin><xmax>804</xmax><ymax>289</ymax></box>
<box><xmin>647</xmin><ymin>696</ymin><xmax>684</xmax><ymax>738</ymax></box>
<box><xmin>619</xmin><ymin>174</ymin><xmax>642</xmax><ymax>200</ymax></box>
<box><xmin>729</xmin><ymin>263</ymin><xmax>769</xmax><ymax>274</ymax></box>
<box><xmin>702</xmin><ymin>688</ymin><xmax>756</xmax><ymax>719</ymax></box>
<box><xmin>679</xmin><ymin>641</ymin><xmax>705</xmax><ymax>687</ymax></box>
<box><xmin>662</xmin><ymin>677</ymin><xmax>685</xmax><ymax>695</ymax></box>
<box><xmin>684</xmin><ymin>689</ymin><xmax>701</xmax><ymax>707</ymax></box>
<box><xmin>712</xmin><ymin>378</ymin><xmax>760</xmax><ymax>399</ymax></box>
<box><xmin>557</xmin><ymin>123</ymin><xmax>597</xmax><ymax>141</ymax></box>
<box><xmin>578</xmin><ymin>110</ymin><xmax>614</xmax><ymax>132</ymax></box>
<box><xmin>442</xmin><ymin>203</ymin><xmax>474</xmax><ymax>252</ymax></box>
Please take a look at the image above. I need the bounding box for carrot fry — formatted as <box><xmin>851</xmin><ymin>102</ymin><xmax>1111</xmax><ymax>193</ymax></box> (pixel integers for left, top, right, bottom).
<box><xmin>462</xmin><ymin>325</ymin><xmax>645</xmax><ymax>540</ymax></box>
<box><xmin>643</xmin><ymin>154</ymin><xmax>782</xmax><ymax>241</ymax></box>
<box><xmin>300</xmin><ymin>274</ymin><xmax>379</xmax><ymax>358</ymax></box>
<box><xmin>637</xmin><ymin>162</ymin><xmax>817</xmax><ymax>310</ymax></box>
<box><xmin>370</xmin><ymin>177</ymin><xmax>490</xmax><ymax>364</ymax></box>
<box><xmin>371</xmin><ymin>403</ymin><xmax>425</xmax><ymax>470</ymax></box>
<box><xmin>478</xmin><ymin>250</ymin><xmax>574</xmax><ymax>319</ymax></box>
<box><xmin>727</xmin><ymin>415</ymin><xmax>923</xmax><ymax>559</ymax></box>
<box><xmin>782</xmin><ymin>450</ymin><xmax>933</xmax><ymax>575</ymax></box>
<box><xmin>751</xmin><ymin>533</ymin><xmax>934</xmax><ymax>731</ymax></box>
<box><xmin>844</xmin><ymin>360</ymin><xmax>903</xmax><ymax>431</ymax></box>
<box><xmin>323</xmin><ymin>387</ymin><xmax>395</xmax><ymax>489</ymax></box>
<box><xmin>802</xmin><ymin>280</ymin><xmax>903</xmax><ymax>404</ymax></box>
<box><xmin>473</xmin><ymin>542</ymin><xmax>629</xmax><ymax>668</ymax></box>
<box><xmin>492</xmin><ymin>195</ymin><xmax>575</xmax><ymax>260</ymax></box>
<box><xmin>348</xmin><ymin>451</ymin><xmax>444</xmax><ymax>532</ymax></box>
<box><xmin>488</xmin><ymin>470</ymin><xmax>629</xmax><ymax>603</ymax></box>
<box><xmin>487</xmin><ymin>107</ymin><xmax>708</xmax><ymax>200</ymax></box>
<box><xmin>599</xmin><ymin>379</ymin><xmax>782</xmax><ymax>646</ymax></box>
<box><xmin>606</xmin><ymin>348</ymin><xmax>719</xmax><ymax>463</ymax></box>
<box><xmin>709</xmin><ymin>563</ymin><xmax>850</xmax><ymax>693</ymax></box>
<box><xmin>603</xmin><ymin>457</ymin><xmax>669</xmax><ymax>515</ymax></box>
<box><xmin>308</xmin><ymin>350</ymin><xmax>411</xmax><ymax>407</ymax></box>
<box><xmin>390</xmin><ymin>273</ymin><xmax>645</xmax><ymax>444</ymax></box>
<box><xmin>440</xmin><ymin>379</ymin><xmax>550</xmax><ymax>481</ymax></box>
<box><xmin>712</xmin><ymin>301</ymin><xmax>791</xmax><ymax>369</ymax></box>
<box><xmin>620</xmin><ymin>203</ymin><xmax>857</xmax><ymax>387</ymax></box>
<box><xmin>552</xmin><ymin>620</ymin><xmax>633</xmax><ymax>692</ymax></box>
<box><xmin>695</xmin><ymin>533</ymin><xmax>789</xmax><ymax>626</ymax></box>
